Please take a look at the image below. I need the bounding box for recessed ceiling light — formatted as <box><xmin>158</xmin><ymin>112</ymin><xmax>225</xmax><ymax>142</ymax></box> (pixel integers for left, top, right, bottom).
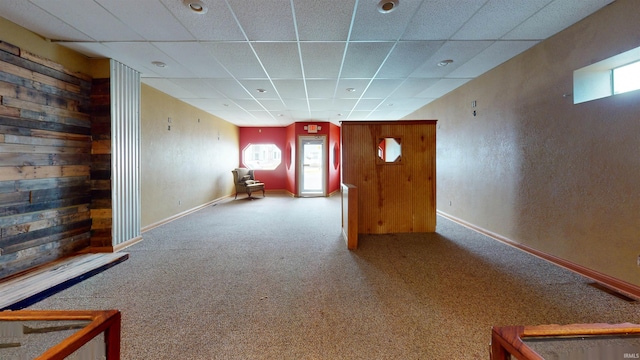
<box><xmin>378</xmin><ymin>0</ymin><xmax>399</xmax><ymax>13</ymax></box>
<box><xmin>257</xmin><ymin>88</ymin><xmax>267</xmax><ymax>93</ymax></box>
<box><xmin>184</xmin><ymin>0</ymin><xmax>208</xmax><ymax>14</ymax></box>
<box><xmin>437</xmin><ymin>59</ymin><xmax>454</xmax><ymax>67</ymax></box>
<box><xmin>346</xmin><ymin>87</ymin><xmax>356</xmax><ymax>92</ymax></box>
<box><xmin>151</xmin><ymin>61</ymin><xmax>167</xmax><ymax>68</ymax></box>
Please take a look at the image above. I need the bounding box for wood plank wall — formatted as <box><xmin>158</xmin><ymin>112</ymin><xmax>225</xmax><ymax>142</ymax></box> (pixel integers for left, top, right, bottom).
<box><xmin>0</xmin><ymin>40</ymin><xmax>94</xmax><ymax>279</ymax></box>
<box><xmin>89</xmin><ymin>78</ymin><xmax>113</xmax><ymax>249</ymax></box>
<box><xmin>341</xmin><ymin>120</ymin><xmax>437</xmax><ymax>234</ymax></box>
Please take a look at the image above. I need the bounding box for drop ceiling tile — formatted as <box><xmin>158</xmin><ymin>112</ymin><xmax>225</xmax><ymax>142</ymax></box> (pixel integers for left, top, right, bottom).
<box><xmin>309</xmin><ymin>99</ymin><xmax>335</xmax><ymax>111</ymax></box>
<box><xmin>259</xmin><ymin>100</ymin><xmax>287</xmax><ymax>111</ymax></box>
<box><xmin>363</xmin><ymin>79</ymin><xmax>404</xmax><ymax>99</ymax></box>
<box><xmin>452</xmin><ymin>0</ymin><xmax>553</xmax><ymax>40</ymax></box>
<box><xmin>238</xmin><ymin>80</ymin><xmax>279</xmax><ymax>99</ymax></box>
<box><xmin>415</xmin><ymin>78</ymin><xmax>472</xmax><ymax>98</ymax></box>
<box><xmin>181</xmin><ymin>99</ymin><xmax>231</xmax><ymax>111</ymax></box>
<box><xmin>29</xmin><ymin>0</ymin><xmax>143</xmax><ymax>41</ymax></box>
<box><xmin>0</xmin><ymin>0</ymin><xmax>613</xmax><ymax>127</ymax></box>
<box><xmin>346</xmin><ymin>110</ymin><xmax>373</xmax><ymax>120</ymax></box>
<box><xmin>168</xmin><ymin>79</ymin><xmax>225</xmax><ymax>98</ymax></box>
<box><xmin>308</xmin><ymin>110</ymin><xmax>331</xmax><ymax>121</ymax></box>
<box><xmin>0</xmin><ymin>2</ymin><xmax>94</xmax><ymax>41</ymax></box>
<box><xmin>383</xmin><ymin>98</ymin><xmax>432</xmax><ymax>110</ymax></box>
<box><xmin>206</xmin><ymin>101</ymin><xmax>244</xmax><ymax>111</ymax></box>
<box><xmin>336</xmin><ymin>79</ymin><xmax>371</xmax><ymax>98</ymax></box>
<box><xmin>218</xmin><ymin>111</ymin><xmax>257</xmax><ymax>124</ymax></box>
<box><xmin>227</xmin><ymin>0</ymin><xmax>296</xmax><ymax>41</ymax></box>
<box><xmin>367</xmin><ymin>109</ymin><xmax>410</xmax><ymax>120</ymax></box>
<box><xmin>283</xmin><ymin>99</ymin><xmax>311</xmax><ymax>112</ymax></box>
<box><xmin>306</xmin><ymin>80</ymin><xmax>338</xmax><ymax>98</ymax></box>
<box><xmin>300</xmin><ymin>42</ymin><xmax>346</xmax><ymax>78</ymax></box>
<box><xmin>388</xmin><ymin>78</ymin><xmax>441</xmax><ymax>98</ymax></box>
<box><xmin>293</xmin><ymin>0</ymin><xmax>356</xmax><ymax>41</ymax></box>
<box><xmin>331</xmin><ymin>98</ymin><xmax>358</xmax><ymax>111</ymax></box>
<box><xmin>410</xmin><ymin>41</ymin><xmax>494</xmax><ymax>78</ymax></box>
<box><xmin>102</xmin><ymin>42</ymin><xmax>192</xmax><ymax>77</ymax></box>
<box><xmin>377</xmin><ymin>41</ymin><xmax>444</xmax><ymax>78</ymax></box>
<box><xmin>96</xmin><ymin>0</ymin><xmax>193</xmax><ymax>41</ymax></box>
<box><xmin>354</xmin><ymin>99</ymin><xmax>384</xmax><ymax>111</ymax></box>
<box><xmin>401</xmin><ymin>0</ymin><xmax>485</xmax><ymax>41</ymax></box>
<box><xmin>142</xmin><ymin>78</ymin><xmax>198</xmax><ymax>98</ymax></box>
<box><xmin>350</xmin><ymin>0</ymin><xmax>423</xmax><ymax>41</ymax></box>
<box><xmin>272</xmin><ymin>80</ymin><xmax>307</xmax><ymax>99</ymax></box>
<box><xmin>341</xmin><ymin>42</ymin><xmax>395</xmax><ymax>78</ymax></box>
<box><xmin>208</xmin><ymin>79</ymin><xmax>253</xmax><ymax>99</ymax></box>
<box><xmin>234</xmin><ymin>99</ymin><xmax>267</xmax><ymax>111</ymax></box>
<box><xmin>201</xmin><ymin>42</ymin><xmax>268</xmax><ymax>79</ymax></box>
<box><xmin>160</xmin><ymin>0</ymin><xmax>245</xmax><ymax>41</ymax></box>
<box><xmin>503</xmin><ymin>0</ymin><xmax>615</xmax><ymax>40</ymax></box>
<box><xmin>448</xmin><ymin>41</ymin><xmax>538</xmax><ymax>78</ymax></box>
<box><xmin>289</xmin><ymin>110</ymin><xmax>312</xmax><ymax>119</ymax></box>
<box><xmin>253</xmin><ymin>42</ymin><xmax>303</xmax><ymax>78</ymax></box>
<box><xmin>153</xmin><ymin>42</ymin><xmax>230</xmax><ymax>78</ymax></box>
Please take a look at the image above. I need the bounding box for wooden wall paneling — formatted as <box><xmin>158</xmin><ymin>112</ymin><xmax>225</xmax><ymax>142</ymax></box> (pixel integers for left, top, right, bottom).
<box><xmin>341</xmin><ymin>120</ymin><xmax>436</xmax><ymax>235</ymax></box>
<box><xmin>90</xmin><ymin>78</ymin><xmax>113</xmax><ymax>249</ymax></box>
<box><xmin>0</xmin><ymin>40</ymin><xmax>93</xmax><ymax>279</ymax></box>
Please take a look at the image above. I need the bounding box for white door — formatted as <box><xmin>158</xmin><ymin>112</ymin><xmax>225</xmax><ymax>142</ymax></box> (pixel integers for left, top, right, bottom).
<box><xmin>298</xmin><ymin>136</ymin><xmax>326</xmax><ymax>197</ymax></box>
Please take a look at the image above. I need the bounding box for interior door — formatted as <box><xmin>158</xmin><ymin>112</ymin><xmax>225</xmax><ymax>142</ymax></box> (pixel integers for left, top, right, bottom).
<box><xmin>298</xmin><ymin>136</ymin><xmax>326</xmax><ymax>197</ymax></box>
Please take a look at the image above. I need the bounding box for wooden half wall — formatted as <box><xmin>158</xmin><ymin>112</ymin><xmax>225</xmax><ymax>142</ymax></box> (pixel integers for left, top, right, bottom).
<box><xmin>341</xmin><ymin>120</ymin><xmax>437</xmax><ymax>234</ymax></box>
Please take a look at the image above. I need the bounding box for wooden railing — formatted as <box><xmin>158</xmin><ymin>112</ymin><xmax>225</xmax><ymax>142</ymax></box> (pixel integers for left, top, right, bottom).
<box><xmin>491</xmin><ymin>322</ymin><xmax>640</xmax><ymax>359</ymax></box>
<box><xmin>0</xmin><ymin>309</ymin><xmax>121</xmax><ymax>359</ymax></box>
<box><xmin>341</xmin><ymin>183</ymin><xmax>358</xmax><ymax>250</ymax></box>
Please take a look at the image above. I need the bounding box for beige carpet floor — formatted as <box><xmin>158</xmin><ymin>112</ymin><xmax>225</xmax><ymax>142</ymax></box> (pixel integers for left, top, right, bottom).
<box><xmin>28</xmin><ymin>193</ymin><xmax>639</xmax><ymax>359</ymax></box>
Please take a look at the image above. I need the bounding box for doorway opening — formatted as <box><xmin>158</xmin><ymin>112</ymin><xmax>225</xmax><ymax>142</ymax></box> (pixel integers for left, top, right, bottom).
<box><xmin>298</xmin><ymin>136</ymin><xmax>326</xmax><ymax>197</ymax></box>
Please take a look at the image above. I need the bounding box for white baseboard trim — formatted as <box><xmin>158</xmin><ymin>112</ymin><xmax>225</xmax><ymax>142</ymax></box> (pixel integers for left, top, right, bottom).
<box><xmin>141</xmin><ymin>195</ymin><xmax>233</xmax><ymax>233</ymax></box>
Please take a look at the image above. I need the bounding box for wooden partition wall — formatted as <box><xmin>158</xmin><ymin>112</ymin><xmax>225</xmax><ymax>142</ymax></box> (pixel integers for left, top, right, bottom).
<box><xmin>341</xmin><ymin>120</ymin><xmax>437</xmax><ymax>234</ymax></box>
<box><xmin>0</xmin><ymin>41</ymin><xmax>138</xmax><ymax>280</ymax></box>
<box><xmin>0</xmin><ymin>41</ymin><xmax>93</xmax><ymax>278</ymax></box>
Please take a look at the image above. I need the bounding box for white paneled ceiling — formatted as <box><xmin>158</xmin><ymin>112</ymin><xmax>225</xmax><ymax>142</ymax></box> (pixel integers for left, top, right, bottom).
<box><xmin>0</xmin><ymin>0</ymin><xmax>614</xmax><ymax>126</ymax></box>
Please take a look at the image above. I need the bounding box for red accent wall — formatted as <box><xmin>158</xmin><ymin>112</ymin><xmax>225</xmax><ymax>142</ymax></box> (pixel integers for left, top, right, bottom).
<box><xmin>285</xmin><ymin>124</ymin><xmax>297</xmax><ymax>194</ymax></box>
<box><xmin>239</xmin><ymin>127</ymin><xmax>287</xmax><ymax>190</ymax></box>
<box><xmin>328</xmin><ymin>122</ymin><xmax>341</xmax><ymax>194</ymax></box>
<box><xmin>240</xmin><ymin>122</ymin><xmax>341</xmax><ymax>195</ymax></box>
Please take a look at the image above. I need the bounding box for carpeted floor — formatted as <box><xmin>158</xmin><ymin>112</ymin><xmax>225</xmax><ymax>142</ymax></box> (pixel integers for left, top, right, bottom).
<box><xmin>29</xmin><ymin>193</ymin><xmax>639</xmax><ymax>359</ymax></box>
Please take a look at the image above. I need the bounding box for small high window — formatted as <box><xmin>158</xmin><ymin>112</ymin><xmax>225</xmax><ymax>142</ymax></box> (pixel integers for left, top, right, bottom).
<box><xmin>574</xmin><ymin>45</ymin><xmax>640</xmax><ymax>104</ymax></box>
<box><xmin>613</xmin><ymin>60</ymin><xmax>640</xmax><ymax>94</ymax></box>
<box><xmin>243</xmin><ymin>144</ymin><xmax>281</xmax><ymax>170</ymax></box>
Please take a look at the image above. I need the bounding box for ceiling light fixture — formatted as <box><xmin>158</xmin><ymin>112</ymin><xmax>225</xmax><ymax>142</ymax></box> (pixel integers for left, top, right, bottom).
<box><xmin>183</xmin><ymin>0</ymin><xmax>208</xmax><ymax>14</ymax></box>
<box><xmin>256</xmin><ymin>88</ymin><xmax>267</xmax><ymax>93</ymax></box>
<box><xmin>377</xmin><ymin>0</ymin><xmax>399</xmax><ymax>13</ymax></box>
<box><xmin>437</xmin><ymin>59</ymin><xmax>454</xmax><ymax>67</ymax></box>
<box><xmin>346</xmin><ymin>87</ymin><xmax>356</xmax><ymax>92</ymax></box>
<box><xmin>151</xmin><ymin>61</ymin><xmax>167</xmax><ymax>68</ymax></box>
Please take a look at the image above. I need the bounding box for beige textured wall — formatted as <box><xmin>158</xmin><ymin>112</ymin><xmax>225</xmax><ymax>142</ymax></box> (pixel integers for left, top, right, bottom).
<box><xmin>141</xmin><ymin>84</ymin><xmax>239</xmax><ymax>228</ymax></box>
<box><xmin>0</xmin><ymin>17</ymin><xmax>109</xmax><ymax>77</ymax></box>
<box><xmin>406</xmin><ymin>0</ymin><xmax>640</xmax><ymax>286</ymax></box>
